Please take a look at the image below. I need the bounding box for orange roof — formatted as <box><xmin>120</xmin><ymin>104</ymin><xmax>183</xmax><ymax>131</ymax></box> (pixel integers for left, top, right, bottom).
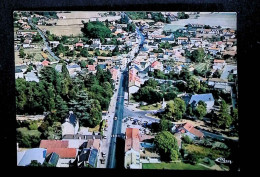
<box><xmin>41</xmin><ymin>52</ymin><xmax>48</xmax><ymax>59</ymax></box>
<box><xmin>178</xmin><ymin>37</ymin><xmax>188</xmax><ymax>40</ymax></box>
<box><xmin>42</xmin><ymin>60</ymin><xmax>50</xmax><ymax>66</ymax></box>
<box><xmin>151</xmin><ymin>61</ymin><xmax>161</xmax><ymax>68</ymax></box>
<box><xmin>183</xmin><ymin>123</ymin><xmax>203</xmax><ymax>138</ymax></box>
<box><xmin>125</xmin><ymin>128</ymin><xmax>140</xmax><ymax>152</ymax></box>
<box><xmin>88</xmin><ymin>65</ymin><xmax>96</xmax><ymax>71</ymax></box>
<box><xmin>214</xmin><ymin>59</ymin><xmax>225</xmax><ymax>63</ymax></box>
<box><xmin>47</xmin><ymin>148</ymin><xmax>77</xmax><ymax>158</ymax></box>
<box><xmin>40</xmin><ymin>140</ymin><xmax>68</xmax><ymax>149</ymax></box>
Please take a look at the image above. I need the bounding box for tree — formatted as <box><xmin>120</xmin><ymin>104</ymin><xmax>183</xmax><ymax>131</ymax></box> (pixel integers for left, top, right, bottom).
<box><xmin>69</xmin><ymin>90</ymin><xmax>92</xmax><ymax>127</ymax></box>
<box><xmin>159</xmin><ymin>119</ymin><xmax>173</xmax><ymax>131</ymax></box>
<box><xmin>191</xmin><ymin>48</ymin><xmax>205</xmax><ymax>63</ymax></box>
<box><xmin>164</xmin><ymin>98</ymin><xmax>186</xmax><ymax>121</ymax></box>
<box><xmin>195</xmin><ymin>101</ymin><xmax>207</xmax><ymax>120</ymax></box>
<box><xmin>187</xmin><ymin>76</ymin><xmax>200</xmax><ymax>93</ymax></box>
<box><xmin>215</xmin><ymin>100</ymin><xmax>232</xmax><ymax>128</ymax></box>
<box><xmin>213</xmin><ymin>69</ymin><xmax>221</xmax><ymax>78</ymax></box>
<box><xmin>186</xmin><ymin>153</ymin><xmax>199</xmax><ymax>165</ymax></box>
<box><xmin>154</xmin><ymin>131</ymin><xmax>179</xmax><ymax>161</ymax></box>
<box><xmin>182</xmin><ymin>135</ymin><xmax>192</xmax><ymax>144</ymax></box>
<box><xmin>80</xmin><ymin>60</ymin><xmax>87</xmax><ymax>68</ymax></box>
<box><xmin>81</xmin><ymin>21</ymin><xmax>111</xmax><ymax>42</ymax></box>
<box><xmin>166</xmin><ymin>16</ymin><xmax>171</xmax><ymax>24</ymax></box>
<box><xmin>19</xmin><ymin>48</ymin><xmax>26</xmax><ymax>58</ymax></box>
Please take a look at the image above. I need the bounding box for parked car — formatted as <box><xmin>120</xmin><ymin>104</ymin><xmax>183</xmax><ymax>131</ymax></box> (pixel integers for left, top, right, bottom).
<box><xmin>114</xmin><ymin>116</ymin><xmax>117</xmax><ymax>120</ymax></box>
<box><xmin>103</xmin><ymin>135</ymin><xmax>107</xmax><ymax>139</ymax></box>
<box><xmin>102</xmin><ymin>152</ymin><xmax>106</xmax><ymax>157</ymax></box>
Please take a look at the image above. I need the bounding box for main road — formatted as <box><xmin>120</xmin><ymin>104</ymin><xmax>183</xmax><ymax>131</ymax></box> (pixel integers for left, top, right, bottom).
<box><xmin>106</xmin><ymin>12</ymin><xmax>146</xmax><ymax>168</ymax></box>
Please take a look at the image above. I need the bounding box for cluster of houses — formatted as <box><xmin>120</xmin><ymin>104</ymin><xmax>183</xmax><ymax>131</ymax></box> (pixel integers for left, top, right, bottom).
<box><xmin>17</xmin><ymin>111</ymin><xmax>103</xmax><ymax>167</ymax></box>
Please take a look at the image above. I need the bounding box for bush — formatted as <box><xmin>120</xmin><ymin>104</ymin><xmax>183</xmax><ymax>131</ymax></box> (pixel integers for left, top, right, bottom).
<box><xmin>29</xmin><ymin>121</ymin><xmax>38</xmax><ymax>130</ymax></box>
<box><xmin>182</xmin><ymin>135</ymin><xmax>193</xmax><ymax>144</ymax></box>
<box><xmin>202</xmin><ymin>157</ymin><xmax>215</xmax><ymax>167</ymax></box>
<box><xmin>186</xmin><ymin>153</ymin><xmax>199</xmax><ymax>165</ymax></box>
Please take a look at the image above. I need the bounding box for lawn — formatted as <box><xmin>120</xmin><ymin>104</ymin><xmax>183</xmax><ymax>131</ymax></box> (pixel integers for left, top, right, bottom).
<box><xmin>139</xmin><ymin>103</ymin><xmax>162</xmax><ymax>111</ymax></box>
<box><xmin>184</xmin><ymin>144</ymin><xmax>229</xmax><ymax>160</ymax></box>
<box><xmin>194</xmin><ymin>63</ymin><xmax>207</xmax><ymax>72</ymax></box>
<box><xmin>142</xmin><ymin>162</ymin><xmax>209</xmax><ymax>170</ymax></box>
<box><xmin>88</xmin><ymin>125</ymin><xmax>100</xmax><ymax>133</ymax></box>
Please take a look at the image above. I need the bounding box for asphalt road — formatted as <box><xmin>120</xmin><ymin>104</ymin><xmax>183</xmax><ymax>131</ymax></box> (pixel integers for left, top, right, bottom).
<box><xmin>107</xmin><ymin>69</ymin><xmax>128</xmax><ymax>168</ymax></box>
<box><xmin>28</xmin><ymin>18</ymin><xmax>60</xmax><ymax>61</ymax></box>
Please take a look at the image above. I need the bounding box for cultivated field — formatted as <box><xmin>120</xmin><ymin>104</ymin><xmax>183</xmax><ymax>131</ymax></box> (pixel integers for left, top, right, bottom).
<box><xmin>38</xmin><ymin>11</ymin><xmax>121</xmax><ymax>36</ymax></box>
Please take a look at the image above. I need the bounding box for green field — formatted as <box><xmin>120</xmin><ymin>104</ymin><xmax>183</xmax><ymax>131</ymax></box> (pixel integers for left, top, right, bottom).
<box><xmin>142</xmin><ymin>162</ymin><xmax>210</xmax><ymax>170</ymax></box>
<box><xmin>194</xmin><ymin>63</ymin><xmax>207</xmax><ymax>72</ymax></box>
<box><xmin>139</xmin><ymin>103</ymin><xmax>162</xmax><ymax>111</ymax></box>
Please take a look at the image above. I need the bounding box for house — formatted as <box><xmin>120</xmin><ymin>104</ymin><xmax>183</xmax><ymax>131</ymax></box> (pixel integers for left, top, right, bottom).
<box><xmin>124</xmin><ymin>128</ymin><xmax>141</xmax><ymax>169</ymax></box>
<box><xmin>15</xmin><ymin>69</ymin><xmax>24</xmax><ymax>79</ymax></box>
<box><xmin>46</xmin><ymin>148</ymin><xmax>77</xmax><ymax>167</ymax></box>
<box><xmin>182</xmin><ymin>122</ymin><xmax>204</xmax><ymax>140</ymax></box>
<box><xmin>42</xmin><ymin>60</ymin><xmax>50</xmax><ymax>66</ymax></box>
<box><xmin>87</xmin><ymin>65</ymin><xmax>97</xmax><ymax>74</ymax></box>
<box><xmin>49</xmin><ymin>41</ymin><xmax>60</xmax><ymax>48</ymax></box>
<box><xmin>177</xmin><ymin>37</ymin><xmax>189</xmax><ymax>45</ymax></box>
<box><xmin>62</xmin><ymin>111</ymin><xmax>79</xmax><ymax>137</ymax></box>
<box><xmin>208</xmin><ymin>47</ymin><xmax>221</xmax><ymax>56</ymax></box>
<box><xmin>24</xmin><ymin>72</ymin><xmax>39</xmax><ymax>82</ymax></box>
<box><xmin>77</xmin><ymin>148</ymin><xmax>98</xmax><ymax>168</ymax></box>
<box><xmin>207</xmin><ymin>78</ymin><xmax>230</xmax><ymax>93</ymax></box>
<box><xmin>129</xmin><ymin>67</ymin><xmax>141</xmax><ymax>95</ymax></box>
<box><xmin>150</xmin><ymin>61</ymin><xmax>163</xmax><ymax>72</ymax></box>
<box><xmin>40</xmin><ymin>140</ymin><xmax>69</xmax><ymax>149</ymax></box>
<box><xmin>164</xmin><ymin>65</ymin><xmax>173</xmax><ymax>74</ymax></box>
<box><xmin>190</xmin><ymin>37</ymin><xmax>202</xmax><ymax>44</ymax></box>
<box><xmin>110</xmin><ymin>68</ymin><xmax>118</xmax><ymax>82</ymax></box>
<box><xmin>189</xmin><ymin>93</ymin><xmax>215</xmax><ymax>111</ymax></box>
<box><xmin>66</xmin><ymin>64</ymin><xmax>81</xmax><ymax>77</ymax></box>
<box><xmin>75</xmin><ymin>42</ymin><xmax>84</xmax><ymax>48</ymax></box>
<box><xmin>55</xmin><ymin>64</ymin><xmax>63</xmax><ymax>72</ymax></box>
<box><xmin>62</xmin><ymin>134</ymin><xmax>102</xmax><ymax>140</ymax></box>
<box><xmin>18</xmin><ymin>148</ymin><xmax>47</xmax><ymax>166</ymax></box>
<box><xmin>213</xmin><ymin>59</ymin><xmax>226</xmax><ymax>70</ymax></box>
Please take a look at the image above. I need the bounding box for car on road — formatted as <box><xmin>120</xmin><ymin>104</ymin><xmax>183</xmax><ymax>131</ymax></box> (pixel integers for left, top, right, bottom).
<box><xmin>101</xmin><ymin>158</ymin><xmax>105</xmax><ymax>164</ymax></box>
<box><xmin>104</xmin><ymin>127</ymin><xmax>108</xmax><ymax>131</ymax></box>
<box><xmin>114</xmin><ymin>116</ymin><xmax>117</xmax><ymax>120</ymax></box>
<box><xmin>103</xmin><ymin>135</ymin><xmax>107</xmax><ymax>139</ymax></box>
<box><xmin>102</xmin><ymin>152</ymin><xmax>106</xmax><ymax>157</ymax></box>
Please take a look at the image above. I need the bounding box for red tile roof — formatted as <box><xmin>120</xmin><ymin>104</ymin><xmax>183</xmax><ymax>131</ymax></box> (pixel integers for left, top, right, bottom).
<box><xmin>183</xmin><ymin>123</ymin><xmax>204</xmax><ymax>138</ymax></box>
<box><xmin>125</xmin><ymin>128</ymin><xmax>140</xmax><ymax>152</ymax></box>
<box><xmin>76</xmin><ymin>43</ymin><xmax>83</xmax><ymax>47</ymax></box>
<box><xmin>88</xmin><ymin>65</ymin><xmax>96</xmax><ymax>71</ymax></box>
<box><xmin>47</xmin><ymin>148</ymin><xmax>77</xmax><ymax>158</ymax></box>
<box><xmin>151</xmin><ymin>61</ymin><xmax>161</xmax><ymax>68</ymax></box>
<box><xmin>40</xmin><ymin>140</ymin><xmax>68</xmax><ymax>149</ymax></box>
<box><xmin>214</xmin><ymin>59</ymin><xmax>225</xmax><ymax>63</ymax></box>
<box><xmin>42</xmin><ymin>60</ymin><xmax>50</xmax><ymax>66</ymax></box>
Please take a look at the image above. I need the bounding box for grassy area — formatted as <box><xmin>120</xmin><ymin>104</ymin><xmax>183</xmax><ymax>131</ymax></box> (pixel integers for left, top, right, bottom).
<box><xmin>17</xmin><ymin>127</ymin><xmax>41</xmax><ymax>136</ymax></box>
<box><xmin>139</xmin><ymin>103</ymin><xmax>162</xmax><ymax>111</ymax></box>
<box><xmin>142</xmin><ymin>162</ymin><xmax>209</xmax><ymax>170</ymax></box>
<box><xmin>88</xmin><ymin>125</ymin><xmax>100</xmax><ymax>133</ymax></box>
<box><xmin>194</xmin><ymin>63</ymin><xmax>207</xmax><ymax>72</ymax></box>
<box><xmin>184</xmin><ymin>144</ymin><xmax>229</xmax><ymax>160</ymax></box>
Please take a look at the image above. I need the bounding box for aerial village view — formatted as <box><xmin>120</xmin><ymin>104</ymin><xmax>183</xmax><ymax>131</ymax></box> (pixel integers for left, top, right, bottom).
<box><xmin>15</xmin><ymin>11</ymin><xmax>239</xmax><ymax>170</ymax></box>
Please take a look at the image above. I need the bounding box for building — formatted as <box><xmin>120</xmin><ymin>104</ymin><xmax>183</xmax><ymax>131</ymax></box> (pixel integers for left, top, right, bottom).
<box><xmin>49</xmin><ymin>41</ymin><xmax>60</xmax><ymax>48</ymax></box>
<box><xmin>182</xmin><ymin>122</ymin><xmax>204</xmax><ymax>140</ymax></box>
<box><xmin>189</xmin><ymin>93</ymin><xmax>215</xmax><ymax>111</ymax></box>
<box><xmin>124</xmin><ymin>128</ymin><xmax>141</xmax><ymax>169</ymax></box>
<box><xmin>87</xmin><ymin>65</ymin><xmax>96</xmax><ymax>74</ymax></box>
<box><xmin>24</xmin><ymin>72</ymin><xmax>39</xmax><ymax>82</ymax></box>
<box><xmin>129</xmin><ymin>67</ymin><xmax>141</xmax><ymax>95</ymax></box>
<box><xmin>46</xmin><ymin>148</ymin><xmax>77</xmax><ymax>167</ymax></box>
<box><xmin>150</xmin><ymin>61</ymin><xmax>163</xmax><ymax>72</ymax></box>
<box><xmin>18</xmin><ymin>148</ymin><xmax>47</xmax><ymax>166</ymax></box>
<box><xmin>77</xmin><ymin>148</ymin><xmax>98</xmax><ymax>168</ymax></box>
<box><xmin>213</xmin><ymin>59</ymin><xmax>226</xmax><ymax>70</ymax></box>
<box><xmin>62</xmin><ymin>112</ymin><xmax>79</xmax><ymax>137</ymax></box>
<box><xmin>177</xmin><ymin>37</ymin><xmax>188</xmax><ymax>45</ymax></box>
